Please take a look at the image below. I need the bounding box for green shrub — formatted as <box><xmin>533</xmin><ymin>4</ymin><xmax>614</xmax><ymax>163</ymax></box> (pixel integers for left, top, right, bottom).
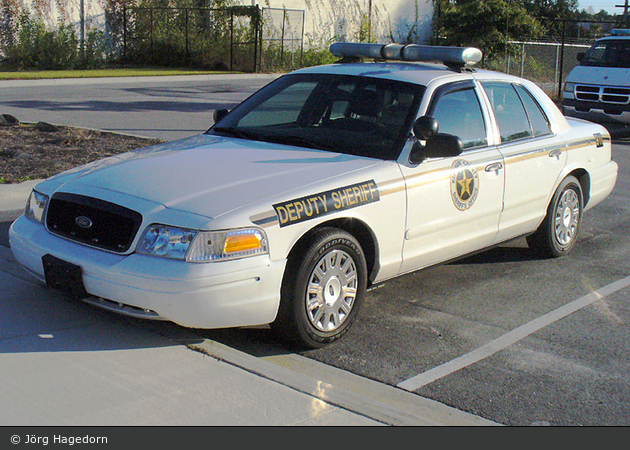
<box><xmin>3</xmin><ymin>7</ymin><xmax>107</xmax><ymax>70</ymax></box>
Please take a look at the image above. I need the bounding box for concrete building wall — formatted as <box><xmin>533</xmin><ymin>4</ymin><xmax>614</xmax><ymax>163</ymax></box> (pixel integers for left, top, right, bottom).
<box><xmin>246</xmin><ymin>0</ymin><xmax>434</xmax><ymax>46</ymax></box>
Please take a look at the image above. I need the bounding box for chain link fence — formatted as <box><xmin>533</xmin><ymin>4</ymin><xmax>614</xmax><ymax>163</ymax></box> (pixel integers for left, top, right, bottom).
<box><xmin>113</xmin><ymin>5</ymin><xmax>304</xmax><ymax>73</ymax></box>
<box><xmin>259</xmin><ymin>8</ymin><xmax>305</xmax><ymax>72</ymax></box>
<box><xmin>485</xmin><ymin>40</ymin><xmax>591</xmax><ymax>98</ymax></box>
<box><xmin>119</xmin><ymin>6</ymin><xmax>261</xmax><ymax>72</ymax></box>
<box><xmin>478</xmin><ymin>20</ymin><xmax>622</xmax><ymax>99</ymax></box>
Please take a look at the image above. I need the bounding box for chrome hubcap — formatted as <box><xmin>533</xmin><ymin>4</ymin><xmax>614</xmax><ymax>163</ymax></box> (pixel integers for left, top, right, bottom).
<box><xmin>554</xmin><ymin>189</ymin><xmax>580</xmax><ymax>246</ymax></box>
<box><xmin>306</xmin><ymin>249</ymin><xmax>357</xmax><ymax>332</ymax></box>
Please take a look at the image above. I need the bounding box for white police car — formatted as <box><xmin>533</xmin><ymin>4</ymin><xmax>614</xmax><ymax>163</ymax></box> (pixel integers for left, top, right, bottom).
<box><xmin>9</xmin><ymin>43</ymin><xmax>618</xmax><ymax>348</ymax></box>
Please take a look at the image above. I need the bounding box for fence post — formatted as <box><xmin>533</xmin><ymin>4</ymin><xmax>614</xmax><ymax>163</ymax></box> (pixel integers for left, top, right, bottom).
<box><xmin>230</xmin><ymin>9</ymin><xmax>234</xmax><ymax>72</ymax></box>
<box><xmin>555</xmin><ymin>42</ymin><xmax>560</xmax><ymax>98</ymax></box>
<box><xmin>185</xmin><ymin>8</ymin><xmax>189</xmax><ymax>59</ymax></box>
<box><xmin>253</xmin><ymin>6</ymin><xmax>260</xmax><ymax>73</ymax></box>
<box><xmin>123</xmin><ymin>6</ymin><xmax>127</xmax><ymax>60</ymax></box>
<box><xmin>150</xmin><ymin>8</ymin><xmax>154</xmax><ymax>58</ymax></box>
<box><xmin>520</xmin><ymin>41</ymin><xmax>525</xmax><ymax>78</ymax></box>
<box><xmin>281</xmin><ymin>9</ymin><xmax>286</xmax><ymax>67</ymax></box>
<box><xmin>557</xmin><ymin>19</ymin><xmax>566</xmax><ymax>99</ymax></box>
<box><xmin>300</xmin><ymin>10</ymin><xmax>305</xmax><ymax>67</ymax></box>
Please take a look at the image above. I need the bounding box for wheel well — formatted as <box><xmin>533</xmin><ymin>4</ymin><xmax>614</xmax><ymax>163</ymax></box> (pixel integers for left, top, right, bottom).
<box><xmin>287</xmin><ymin>218</ymin><xmax>379</xmax><ymax>286</ymax></box>
<box><xmin>570</xmin><ymin>169</ymin><xmax>590</xmax><ymax>207</ymax></box>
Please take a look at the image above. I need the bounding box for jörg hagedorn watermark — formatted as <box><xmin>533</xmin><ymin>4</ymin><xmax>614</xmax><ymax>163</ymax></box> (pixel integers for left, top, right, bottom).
<box><xmin>11</xmin><ymin>434</ymin><xmax>108</xmax><ymax>445</ymax></box>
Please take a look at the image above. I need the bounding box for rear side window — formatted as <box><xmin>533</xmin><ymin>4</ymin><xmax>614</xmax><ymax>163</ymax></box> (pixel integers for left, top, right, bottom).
<box><xmin>481</xmin><ymin>82</ymin><xmax>550</xmax><ymax>143</ymax></box>
<box><xmin>514</xmin><ymin>84</ymin><xmax>551</xmax><ymax>137</ymax></box>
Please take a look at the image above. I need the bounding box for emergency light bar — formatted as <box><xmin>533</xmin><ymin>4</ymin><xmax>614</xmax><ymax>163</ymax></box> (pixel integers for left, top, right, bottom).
<box><xmin>611</xmin><ymin>29</ymin><xmax>630</xmax><ymax>36</ymax></box>
<box><xmin>329</xmin><ymin>42</ymin><xmax>483</xmax><ymax>67</ymax></box>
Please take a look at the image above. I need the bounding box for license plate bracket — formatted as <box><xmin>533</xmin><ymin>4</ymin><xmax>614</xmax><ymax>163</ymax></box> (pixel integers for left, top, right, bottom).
<box><xmin>42</xmin><ymin>254</ymin><xmax>87</xmax><ymax>299</ymax></box>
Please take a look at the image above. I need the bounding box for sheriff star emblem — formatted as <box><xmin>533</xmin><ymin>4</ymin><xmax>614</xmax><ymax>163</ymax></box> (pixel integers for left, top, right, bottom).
<box><xmin>450</xmin><ymin>160</ymin><xmax>479</xmax><ymax>211</ymax></box>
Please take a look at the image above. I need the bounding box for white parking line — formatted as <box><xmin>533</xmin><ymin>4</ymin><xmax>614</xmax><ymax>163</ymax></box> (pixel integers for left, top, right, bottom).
<box><xmin>397</xmin><ymin>276</ymin><xmax>630</xmax><ymax>392</ymax></box>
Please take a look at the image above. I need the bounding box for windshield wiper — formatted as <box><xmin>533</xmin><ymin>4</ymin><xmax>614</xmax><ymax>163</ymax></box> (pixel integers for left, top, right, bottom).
<box><xmin>212</xmin><ymin>126</ymin><xmax>258</xmax><ymax>141</ymax></box>
<box><xmin>214</xmin><ymin>127</ymin><xmax>329</xmax><ymax>151</ymax></box>
<box><xmin>266</xmin><ymin>135</ymin><xmax>329</xmax><ymax>151</ymax></box>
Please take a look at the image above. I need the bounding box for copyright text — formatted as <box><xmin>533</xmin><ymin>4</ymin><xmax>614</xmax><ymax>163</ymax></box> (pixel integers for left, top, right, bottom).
<box><xmin>11</xmin><ymin>434</ymin><xmax>108</xmax><ymax>445</ymax></box>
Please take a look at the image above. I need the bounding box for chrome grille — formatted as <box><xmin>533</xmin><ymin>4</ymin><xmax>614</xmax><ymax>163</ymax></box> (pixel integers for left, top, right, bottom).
<box><xmin>575</xmin><ymin>84</ymin><xmax>630</xmax><ymax>104</ymax></box>
<box><xmin>46</xmin><ymin>193</ymin><xmax>142</xmax><ymax>253</ymax></box>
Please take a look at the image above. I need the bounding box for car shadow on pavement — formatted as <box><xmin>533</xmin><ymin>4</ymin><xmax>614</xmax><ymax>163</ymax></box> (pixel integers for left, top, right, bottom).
<box><xmin>0</xmin><ymin>262</ymin><xmax>206</xmax><ymax>355</ymax></box>
<box><xmin>448</xmin><ymin>238</ymin><xmax>539</xmax><ymax>265</ymax></box>
<box><xmin>199</xmin><ymin>326</ymin><xmax>296</xmax><ymax>357</ymax></box>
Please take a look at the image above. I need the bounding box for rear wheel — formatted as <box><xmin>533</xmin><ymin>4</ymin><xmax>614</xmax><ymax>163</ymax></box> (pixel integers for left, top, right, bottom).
<box><xmin>527</xmin><ymin>176</ymin><xmax>583</xmax><ymax>258</ymax></box>
<box><xmin>272</xmin><ymin>228</ymin><xmax>367</xmax><ymax>349</ymax></box>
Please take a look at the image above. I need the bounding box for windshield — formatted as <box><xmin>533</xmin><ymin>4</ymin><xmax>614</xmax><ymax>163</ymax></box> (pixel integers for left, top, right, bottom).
<box><xmin>209</xmin><ymin>73</ymin><xmax>424</xmax><ymax>161</ymax></box>
<box><xmin>580</xmin><ymin>39</ymin><xmax>630</xmax><ymax>68</ymax></box>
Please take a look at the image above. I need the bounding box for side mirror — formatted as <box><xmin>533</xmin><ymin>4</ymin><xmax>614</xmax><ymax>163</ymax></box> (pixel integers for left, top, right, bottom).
<box><xmin>412</xmin><ymin>116</ymin><xmax>439</xmax><ymax>140</ymax></box>
<box><xmin>213</xmin><ymin>109</ymin><xmax>229</xmax><ymax>123</ymax></box>
<box><xmin>577</xmin><ymin>52</ymin><xmax>585</xmax><ymax>62</ymax></box>
<box><xmin>409</xmin><ymin>133</ymin><xmax>464</xmax><ymax>164</ymax></box>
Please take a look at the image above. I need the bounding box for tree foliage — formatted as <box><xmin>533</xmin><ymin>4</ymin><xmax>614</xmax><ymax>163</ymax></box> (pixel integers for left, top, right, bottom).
<box><xmin>433</xmin><ymin>0</ymin><xmax>619</xmax><ymax>61</ymax></box>
<box><xmin>521</xmin><ymin>0</ymin><xmax>581</xmax><ymax>35</ymax></box>
<box><xmin>435</xmin><ymin>0</ymin><xmax>542</xmax><ymax>60</ymax></box>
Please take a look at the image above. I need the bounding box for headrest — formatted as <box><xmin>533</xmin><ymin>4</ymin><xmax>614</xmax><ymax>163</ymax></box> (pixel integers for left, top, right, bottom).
<box><xmin>349</xmin><ymin>87</ymin><xmax>384</xmax><ymax>117</ymax></box>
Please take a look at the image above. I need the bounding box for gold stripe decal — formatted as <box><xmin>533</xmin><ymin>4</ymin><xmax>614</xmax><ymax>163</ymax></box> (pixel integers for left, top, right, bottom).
<box><xmin>273</xmin><ymin>180</ymin><xmax>380</xmax><ymax>228</ymax></box>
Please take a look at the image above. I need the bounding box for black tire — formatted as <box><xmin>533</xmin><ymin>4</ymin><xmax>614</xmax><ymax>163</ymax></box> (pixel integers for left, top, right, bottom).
<box><xmin>272</xmin><ymin>228</ymin><xmax>368</xmax><ymax>349</ymax></box>
<box><xmin>527</xmin><ymin>175</ymin><xmax>583</xmax><ymax>258</ymax></box>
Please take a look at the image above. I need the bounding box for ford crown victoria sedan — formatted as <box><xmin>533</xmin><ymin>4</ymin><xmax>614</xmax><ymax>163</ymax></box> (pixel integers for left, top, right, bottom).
<box><xmin>9</xmin><ymin>43</ymin><xmax>618</xmax><ymax>348</ymax></box>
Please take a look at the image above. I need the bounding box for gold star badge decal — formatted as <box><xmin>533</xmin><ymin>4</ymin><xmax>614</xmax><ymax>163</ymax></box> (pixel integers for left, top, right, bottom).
<box><xmin>456</xmin><ymin>169</ymin><xmax>475</xmax><ymax>201</ymax></box>
<box><xmin>450</xmin><ymin>160</ymin><xmax>479</xmax><ymax>210</ymax></box>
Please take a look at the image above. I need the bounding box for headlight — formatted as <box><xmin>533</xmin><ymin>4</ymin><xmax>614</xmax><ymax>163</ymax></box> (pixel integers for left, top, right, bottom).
<box><xmin>137</xmin><ymin>225</ymin><xmax>268</xmax><ymax>262</ymax></box>
<box><xmin>137</xmin><ymin>225</ymin><xmax>197</xmax><ymax>260</ymax></box>
<box><xmin>563</xmin><ymin>82</ymin><xmax>575</xmax><ymax>93</ymax></box>
<box><xmin>24</xmin><ymin>190</ymin><xmax>49</xmax><ymax>224</ymax></box>
<box><xmin>187</xmin><ymin>228</ymin><xmax>269</xmax><ymax>262</ymax></box>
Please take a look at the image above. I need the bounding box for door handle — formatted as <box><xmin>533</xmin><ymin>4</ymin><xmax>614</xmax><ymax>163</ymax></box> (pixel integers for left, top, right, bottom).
<box><xmin>549</xmin><ymin>149</ymin><xmax>562</xmax><ymax>160</ymax></box>
<box><xmin>485</xmin><ymin>162</ymin><xmax>503</xmax><ymax>174</ymax></box>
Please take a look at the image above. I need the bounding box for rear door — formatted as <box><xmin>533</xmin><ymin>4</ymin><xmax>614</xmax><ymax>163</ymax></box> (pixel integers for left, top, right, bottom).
<box><xmin>479</xmin><ymin>81</ymin><xmax>567</xmax><ymax>242</ymax></box>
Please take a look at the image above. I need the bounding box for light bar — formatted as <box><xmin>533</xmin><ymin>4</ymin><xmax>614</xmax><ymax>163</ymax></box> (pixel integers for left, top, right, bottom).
<box><xmin>329</xmin><ymin>42</ymin><xmax>483</xmax><ymax>66</ymax></box>
<box><xmin>611</xmin><ymin>28</ymin><xmax>630</xmax><ymax>36</ymax></box>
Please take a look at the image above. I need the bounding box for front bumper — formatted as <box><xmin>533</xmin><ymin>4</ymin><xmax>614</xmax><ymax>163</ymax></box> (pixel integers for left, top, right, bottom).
<box><xmin>9</xmin><ymin>216</ymin><xmax>286</xmax><ymax>329</ymax></box>
<box><xmin>562</xmin><ymin>99</ymin><xmax>630</xmax><ymax>125</ymax></box>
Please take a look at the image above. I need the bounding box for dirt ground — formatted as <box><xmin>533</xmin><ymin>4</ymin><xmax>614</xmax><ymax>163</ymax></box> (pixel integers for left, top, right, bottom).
<box><xmin>0</xmin><ymin>120</ymin><xmax>162</xmax><ymax>184</ymax></box>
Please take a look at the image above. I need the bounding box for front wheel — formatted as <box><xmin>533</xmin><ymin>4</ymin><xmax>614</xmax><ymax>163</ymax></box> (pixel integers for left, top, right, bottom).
<box><xmin>527</xmin><ymin>176</ymin><xmax>583</xmax><ymax>258</ymax></box>
<box><xmin>272</xmin><ymin>228</ymin><xmax>368</xmax><ymax>349</ymax></box>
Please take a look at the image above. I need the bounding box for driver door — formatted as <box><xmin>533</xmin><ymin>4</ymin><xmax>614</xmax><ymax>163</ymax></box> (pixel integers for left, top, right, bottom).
<box><xmin>399</xmin><ymin>81</ymin><xmax>505</xmax><ymax>273</ymax></box>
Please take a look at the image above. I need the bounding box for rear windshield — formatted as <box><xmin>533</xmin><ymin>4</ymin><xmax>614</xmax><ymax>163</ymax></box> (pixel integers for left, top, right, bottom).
<box><xmin>580</xmin><ymin>39</ymin><xmax>630</xmax><ymax>68</ymax></box>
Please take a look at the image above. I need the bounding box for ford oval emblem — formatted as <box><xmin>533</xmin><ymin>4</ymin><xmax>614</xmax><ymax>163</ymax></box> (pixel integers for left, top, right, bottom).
<box><xmin>75</xmin><ymin>216</ymin><xmax>93</xmax><ymax>229</ymax></box>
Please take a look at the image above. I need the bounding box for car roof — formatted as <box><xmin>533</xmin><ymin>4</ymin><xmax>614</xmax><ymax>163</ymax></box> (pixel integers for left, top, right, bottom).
<box><xmin>291</xmin><ymin>61</ymin><xmax>518</xmax><ymax>87</ymax></box>
<box><xmin>595</xmin><ymin>35</ymin><xmax>630</xmax><ymax>42</ymax></box>
<box><xmin>292</xmin><ymin>57</ymin><xmax>570</xmax><ymax>134</ymax></box>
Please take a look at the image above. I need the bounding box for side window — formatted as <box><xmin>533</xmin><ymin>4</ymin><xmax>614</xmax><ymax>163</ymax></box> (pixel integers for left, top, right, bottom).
<box><xmin>514</xmin><ymin>84</ymin><xmax>551</xmax><ymax>137</ymax></box>
<box><xmin>481</xmin><ymin>81</ymin><xmax>532</xmax><ymax>143</ymax></box>
<box><xmin>429</xmin><ymin>87</ymin><xmax>487</xmax><ymax>150</ymax></box>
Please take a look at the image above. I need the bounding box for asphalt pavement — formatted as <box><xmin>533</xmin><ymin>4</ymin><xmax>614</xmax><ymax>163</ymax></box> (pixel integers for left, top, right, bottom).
<box><xmin>0</xmin><ymin>74</ymin><xmax>499</xmax><ymax>426</ymax></box>
<box><xmin>0</xmin><ymin>180</ymin><xmax>496</xmax><ymax>426</ymax></box>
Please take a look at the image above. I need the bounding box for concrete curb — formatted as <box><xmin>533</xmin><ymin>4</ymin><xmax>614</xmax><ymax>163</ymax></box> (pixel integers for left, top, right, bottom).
<box><xmin>0</xmin><ymin>73</ymin><xmax>280</xmax><ymax>89</ymax></box>
<box><xmin>0</xmin><ymin>179</ymin><xmax>40</xmax><ymax>212</ymax></box>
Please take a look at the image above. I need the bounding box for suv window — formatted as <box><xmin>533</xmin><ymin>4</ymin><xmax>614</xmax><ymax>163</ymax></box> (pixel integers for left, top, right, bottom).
<box><xmin>481</xmin><ymin>82</ymin><xmax>550</xmax><ymax>143</ymax></box>
<box><xmin>580</xmin><ymin>39</ymin><xmax>630</xmax><ymax>68</ymax></box>
<box><xmin>429</xmin><ymin>86</ymin><xmax>487</xmax><ymax>150</ymax></box>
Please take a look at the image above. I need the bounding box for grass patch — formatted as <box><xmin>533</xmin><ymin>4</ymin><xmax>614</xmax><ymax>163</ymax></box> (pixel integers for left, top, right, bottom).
<box><xmin>0</xmin><ymin>67</ymin><xmax>238</xmax><ymax>80</ymax></box>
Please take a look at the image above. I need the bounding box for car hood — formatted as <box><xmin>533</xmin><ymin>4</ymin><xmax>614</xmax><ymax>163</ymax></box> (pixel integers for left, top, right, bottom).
<box><xmin>42</xmin><ymin>134</ymin><xmax>383</xmax><ymax>220</ymax></box>
<box><xmin>567</xmin><ymin>65</ymin><xmax>630</xmax><ymax>87</ymax></box>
